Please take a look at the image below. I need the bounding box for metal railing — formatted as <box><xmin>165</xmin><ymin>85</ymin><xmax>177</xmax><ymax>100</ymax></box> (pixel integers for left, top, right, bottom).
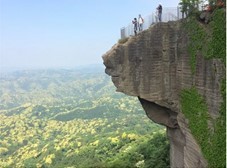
<box><xmin>120</xmin><ymin>7</ymin><xmax>183</xmax><ymax>39</ymax></box>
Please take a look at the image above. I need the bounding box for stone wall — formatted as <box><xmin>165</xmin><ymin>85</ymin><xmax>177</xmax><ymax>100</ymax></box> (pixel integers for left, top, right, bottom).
<box><xmin>102</xmin><ymin>21</ymin><xmax>225</xmax><ymax>167</ymax></box>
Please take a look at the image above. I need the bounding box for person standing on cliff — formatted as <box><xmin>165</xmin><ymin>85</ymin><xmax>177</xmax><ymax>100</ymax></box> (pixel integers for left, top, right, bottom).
<box><xmin>138</xmin><ymin>14</ymin><xmax>144</xmax><ymax>31</ymax></box>
<box><xmin>132</xmin><ymin>18</ymin><xmax>138</xmax><ymax>35</ymax></box>
<box><xmin>157</xmin><ymin>3</ymin><xmax>162</xmax><ymax>22</ymax></box>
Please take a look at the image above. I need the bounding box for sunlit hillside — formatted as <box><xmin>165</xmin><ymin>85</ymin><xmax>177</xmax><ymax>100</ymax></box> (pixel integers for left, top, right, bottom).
<box><xmin>0</xmin><ymin>66</ymin><xmax>169</xmax><ymax>168</ymax></box>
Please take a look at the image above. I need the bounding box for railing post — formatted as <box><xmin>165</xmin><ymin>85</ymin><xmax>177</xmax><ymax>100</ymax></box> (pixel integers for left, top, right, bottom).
<box><xmin>177</xmin><ymin>6</ymin><xmax>179</xmax><ymax>19</ymax></box>
<box><xmin>121</xmin><ymin>27</ymin><xmax>126</xmax><ymax>39</ymax></box>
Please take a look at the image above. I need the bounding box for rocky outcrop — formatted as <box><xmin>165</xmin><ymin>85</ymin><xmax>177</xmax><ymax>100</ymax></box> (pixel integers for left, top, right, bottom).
<box><xmin>102</xmin><ymin>21</ymin><xmax>225</xmax><ymax>167</ymax></box>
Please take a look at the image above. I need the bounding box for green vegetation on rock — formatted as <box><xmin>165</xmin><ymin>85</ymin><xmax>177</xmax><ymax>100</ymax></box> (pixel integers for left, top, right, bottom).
<box><xmin>206</xmin><ymin>8</ymin><xmax>226</xmax><ymax>63</ymax></box>
<box><xmin>183</xmin><ymin>8</ymin><xmax>226</xmax><ymax>72</ymax></box>
<box><xmin>184</xmin><ymin>17</ymin><xmax>206</xmax><ymax>73</ymax></box>
<box><xmin>180</xmin><ymin>86</ymin><xmax>226</xmax><ymax>167</ymax></box>
<box><xmin>181</xmin><ymin>7</ymin><xmax>226</xmax><ymax>168</ymax></box>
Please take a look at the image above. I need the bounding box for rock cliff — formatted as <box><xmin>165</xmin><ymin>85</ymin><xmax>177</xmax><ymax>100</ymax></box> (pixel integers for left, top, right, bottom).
<box><xmin>102</xmin><ymin>21</ymin><xmax>225</xmax><ymax>167</ymax></box>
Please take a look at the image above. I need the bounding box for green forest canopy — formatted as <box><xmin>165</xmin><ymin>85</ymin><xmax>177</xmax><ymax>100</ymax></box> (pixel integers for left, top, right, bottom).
<box><xmin>0</xmin><ymin>67</ymin><xmax>169</xmax><ymax>168</ymax></box>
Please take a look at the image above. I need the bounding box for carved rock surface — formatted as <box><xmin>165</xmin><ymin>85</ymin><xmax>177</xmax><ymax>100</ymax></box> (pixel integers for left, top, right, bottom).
<box><xmin>103</xmin><ymin>21</ymin><xmax>224</xmax><ymax>167</ymax></box>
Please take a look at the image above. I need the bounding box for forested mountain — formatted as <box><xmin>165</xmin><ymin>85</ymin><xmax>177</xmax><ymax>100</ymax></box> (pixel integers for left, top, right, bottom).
<box><xmin>0</xmin><ymin>66</ymin><xmax>169</xmax><ymax>168</ymax></box>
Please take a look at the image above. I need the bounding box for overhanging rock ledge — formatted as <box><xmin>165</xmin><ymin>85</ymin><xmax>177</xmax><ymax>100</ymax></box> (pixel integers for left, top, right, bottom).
<box><xmin>102</xmin><ymin>21</ymin><xmax>225</xmax><ymax>168</ymax></box>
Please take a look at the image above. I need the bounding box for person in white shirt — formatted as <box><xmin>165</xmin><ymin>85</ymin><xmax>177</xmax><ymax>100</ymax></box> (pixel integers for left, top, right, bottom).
<box><xmin>138</xmin><ymin>14</ymin><xmax>144</xmax><ymax>31</ymax></box>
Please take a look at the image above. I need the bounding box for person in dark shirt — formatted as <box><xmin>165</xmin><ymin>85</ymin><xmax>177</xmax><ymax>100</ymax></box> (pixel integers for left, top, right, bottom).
<box><xmin>132</xmin><ymin>18</ymin><xmax>138</xmax><ymax>35</ymax></box>
<box><xmin>156</xmin><ymin>3</ymin><xmax>162</xmax><ymax>22</ymax></box>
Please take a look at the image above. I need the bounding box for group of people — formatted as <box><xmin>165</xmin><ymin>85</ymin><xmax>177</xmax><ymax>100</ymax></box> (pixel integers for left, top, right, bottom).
<box><xmin>132</xmin><ymin>3</ymin><xmax>162</xmax><ymax>35</ymax></box>
<box><xmin>132</xmin><ymin>14</ymin><xmax>144</xmax><ymax>35</ymax></box>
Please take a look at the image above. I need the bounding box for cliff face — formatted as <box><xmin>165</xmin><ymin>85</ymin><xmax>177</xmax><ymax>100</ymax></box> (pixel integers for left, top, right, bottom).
<box><xmin>102</xmin><ymin>21</ymin><xmax>225</xmax><ymax>168</ymax></box>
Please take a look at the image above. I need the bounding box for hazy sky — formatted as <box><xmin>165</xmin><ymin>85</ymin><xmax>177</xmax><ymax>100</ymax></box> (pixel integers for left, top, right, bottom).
<box><xmin>0</xmin><ymin>0</ymin><xmax>180</xmax><ymax>69</ymax></box>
